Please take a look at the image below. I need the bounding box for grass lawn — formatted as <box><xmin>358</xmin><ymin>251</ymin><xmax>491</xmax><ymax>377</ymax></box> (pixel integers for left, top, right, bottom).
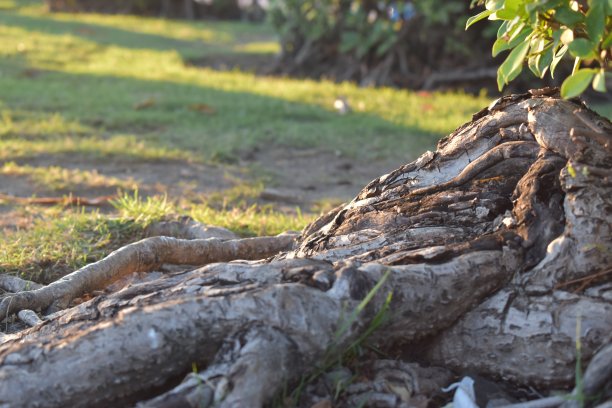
<box><xmin>0</xmin><ymin>0</ymin><xmax>609</xmax><ymax>282</ymax></box>
<box><xmin>0</xmin><ymin>2</ymin><xmax>492</xmax><ymax>161</ymax></box>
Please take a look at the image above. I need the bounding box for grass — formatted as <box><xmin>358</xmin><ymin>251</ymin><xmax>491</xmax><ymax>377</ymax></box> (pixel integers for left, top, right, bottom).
<box><xmin>0</xmin><ymin>192</ymin><xmax>315</xmax><ymax>282</ymax></box>
<box><xmin>0</xmin><ymin>205</ymin><xmax>141</xmax><ymax>283</ymax></box>
<box><xmin>0</xmin><ymin>1</ymin><xmax>492</xmax><ymax>163</ymax></box>
<box><xmin>0</xmin><ymin>161</ymin><xmax>137</xmax><ymax>191</ymax></box>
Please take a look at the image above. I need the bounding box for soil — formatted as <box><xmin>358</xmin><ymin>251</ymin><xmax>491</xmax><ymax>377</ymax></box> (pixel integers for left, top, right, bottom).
<box><xmin>0</xmin><ymin>147</ymin><xmax>403</xmax><ymax>229</ymax></box>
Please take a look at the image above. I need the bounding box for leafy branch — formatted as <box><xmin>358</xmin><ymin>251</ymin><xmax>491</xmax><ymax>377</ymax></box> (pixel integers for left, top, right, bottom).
<box><xmin>467</xmin><ymin>0</ymin><xmax>611</xmax><ymax>98</ymax></box>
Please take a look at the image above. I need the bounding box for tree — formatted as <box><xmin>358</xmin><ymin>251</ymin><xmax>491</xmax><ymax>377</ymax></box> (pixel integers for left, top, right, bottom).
<box><xmin>1</xmin><ymin>90</ymin><xmax>611</xmax><ymax>407</ymax></box>
<box><xmin>269</xmin><ymin>0</ymin><xmax>498</xmax><ymax>89</ymax></box>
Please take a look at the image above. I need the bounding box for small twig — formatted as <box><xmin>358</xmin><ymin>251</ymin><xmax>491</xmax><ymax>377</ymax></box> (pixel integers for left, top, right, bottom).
<box><xmin>0</xmin><ymin>193</ymin><xmax>115</xmax><ymax>206</ymax></box>
<box><xmin>496</xmin><ymin>396</ymin><xmax>565</xmax><ymax>408</ymax></box>
<box><xmin>554</xmin><ymin>268</ymin><xmax>612</xmax><ymax>291</ymax></box>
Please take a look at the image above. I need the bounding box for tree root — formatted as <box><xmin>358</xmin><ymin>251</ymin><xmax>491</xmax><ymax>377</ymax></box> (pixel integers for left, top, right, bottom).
<box><xmin>0</xmin><ymin>274</ymin><xmax>43</xmax><ymax>293</ymax></box>
<box><xmin>144</xmin><ymin>218</ymin><xmax>239</xmax><ymax>241</ymax></box>
<box><xmin>0</xmin><ymin>233</ymin><xmax>297</xmax><ymax>320</ymax></box>
<box><xmin>140</xmin><ymin>324</ymin><xmax>300</xmax><ymax>408</ymax></box>
<box><xmin>0</xmin><ymin>93</ymin><xmax>610</xmax><ymax>407</ymax></box>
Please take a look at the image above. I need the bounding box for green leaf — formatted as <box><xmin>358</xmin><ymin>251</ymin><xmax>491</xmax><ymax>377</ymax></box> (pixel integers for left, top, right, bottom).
<box><xmin>503</xmin><ymin>0</ymin><xmax>522</xmax><ymax>13</ymax></box>
<box><xmin>497</xmin><ymin>40</ymin><xmax>530</xmax><ymax>90</ymax></box>
<box><xmin>550</xmin><ymin>44</ymin><xmax>568</xmax><ymax>78</ymax></box>
<box><xmin>507</xmin><ymin>22</ymin><xmax>527</xmax><ymax>43</ymax></box>
<box><xmin>568</xmin><ymin>38</ymin><xmax>596</xmax><ymax>58</ymax></box>
<box><xmin>560</xmin><ymin>69</ymin><xmax>597</xmax><ymax>98</ymax></box>
<box><xmin>592</xmin><ymin>71</ymin><xmax>607</xmax><ymax>92</ymax></box>
<box><xmin>585</xmin><ymin>1</ymin><xmax>605</xmax><ymax>42</ymax></box>
<box><xmin>496</xmin><ymin>0</ymin><xmax>525</xmax><ymax>21</ymax></box>
<box><xmin>496</xmin><ymin>20</ymin><xmax>509</xmax><ymax>37</ymax></box>
<box><xmin>495</xmin><ymin>8</ymin><xmax>517</xmax><ymax>20</ymax></box>
<box><xmin>466</xmin><ymin>9</ymin><xmax>495</xmax><ymax>29</ymax></box>
<box><xmin>555</xmin><ymin>6</ymin><xmax>584</xmax><ymax>26</ymax></box>
<box><xmin>536</xmin><ymin>46</ymin><xmax>554</xmax><ymax>78</ymax></box>
<box><xmin>493</xmin><ymin>27</ymin><xmax>530</xmax><ymax>57</ymax></box>
<box><xmin>492</xmin><ymin>37</ymin><xmax>510</xmax><ymax>56</ymax></box>
<box><xmin>528</xmin><ymin>54</ymin><xmax>541</xmax><ymax>77</ymax></box>
<box><xmin>527</xmin><ymin>37</ymin><xmax>546</xmax><ymax>77</ymax></box>
<box><xmin>497</xmin><ymin>69</ymin><xmax>506</xmax><ymax>91</ymax></box>
<box><xmin>602</xmin><ymin>31</ymin><xmax>612</xmax><ymax>49</ymax></box>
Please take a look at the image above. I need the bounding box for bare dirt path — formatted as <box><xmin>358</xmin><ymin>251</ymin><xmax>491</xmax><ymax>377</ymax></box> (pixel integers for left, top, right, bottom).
<box><xmin>0</xmin><ymin>147</ymin><xmax>403</xmax><ymax>229</ymax></box>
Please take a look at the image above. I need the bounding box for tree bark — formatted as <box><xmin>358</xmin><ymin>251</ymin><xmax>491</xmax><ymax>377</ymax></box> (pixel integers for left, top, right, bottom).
<box><xmin>183</xmin><ymin>0</ymin><xmax>195</xmax><ymax>20</ymax></box>
<box><xmin>0</xmin><ymin>91</ymin><xmax>610</xmax><ymax>407</ymax></box>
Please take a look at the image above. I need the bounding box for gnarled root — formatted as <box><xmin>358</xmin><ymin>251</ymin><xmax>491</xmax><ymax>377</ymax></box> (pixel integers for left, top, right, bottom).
<box><xmin>0</xmin><ymin>233</ymin><xmax>297</xmax><ymax>320</ymax></box>
<box><xmin>0</xmin><ymin>92</ymin><xmax>610</xmax><ymax>407</ymax></box>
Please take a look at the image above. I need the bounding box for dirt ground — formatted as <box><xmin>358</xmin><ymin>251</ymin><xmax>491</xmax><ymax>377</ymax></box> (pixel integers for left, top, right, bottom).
<box><xmin>0</xmin><ymin>146</ymin><xmax>404</xmax><ymax>230</ymax></box>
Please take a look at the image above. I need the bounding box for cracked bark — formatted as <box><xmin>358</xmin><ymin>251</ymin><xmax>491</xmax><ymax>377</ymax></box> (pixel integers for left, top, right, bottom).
<box><xmin>0</xmin><ymin>91</ymin><xmax>610</xmax><ymax>407</ymax></box>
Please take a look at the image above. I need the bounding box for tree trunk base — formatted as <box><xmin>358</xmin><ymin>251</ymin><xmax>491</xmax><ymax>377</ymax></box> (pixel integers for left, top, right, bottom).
<box><xmin>1</xmin><ymin>91</ymin><xmax>610</xmax><ymax>407</ymax></box>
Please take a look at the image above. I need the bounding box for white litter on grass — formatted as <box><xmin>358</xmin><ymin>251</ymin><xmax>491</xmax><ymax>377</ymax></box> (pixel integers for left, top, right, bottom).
<box><xmin>442</xmin><ymin>376</ymin><xmax>479</xmax><ymax>408</ymax></box>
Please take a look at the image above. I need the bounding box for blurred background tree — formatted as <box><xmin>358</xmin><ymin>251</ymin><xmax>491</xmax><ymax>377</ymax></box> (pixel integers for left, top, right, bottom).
<box><xmin>42</xmin><ymin>0</ymin><xmax>607</xmax><ymax>96</ymax></box>
<box><xmin>44</xmin><ymin>0</ymin><xmax>265</xmax><ymax>21</ymax></box>
<box><xmin>268</xmin><ymin>0</ymin><xmax>503</xmax><ymax>91</ymax></box>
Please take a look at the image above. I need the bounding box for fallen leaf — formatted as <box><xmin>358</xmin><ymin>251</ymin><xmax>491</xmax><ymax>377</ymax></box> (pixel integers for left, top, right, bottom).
<box><xmin>134</xmin><ymin>97</ymin><xmax>156</xmax><ymax>110</ymax></box>
<box><xmin>188</xmin><ymin>103</ymin><xmax>216</xmax><ymax>115</ymax></box>
<box><xmin>19</xmin><ymin>68</ymin><xmax>43</xmax><ymax>78</ymax></box>
<box><xmin>421</xmin><ymin>103</ymin><xmax>434</xmax><ymax>112</ymax></box>
<box><xmin>75</xmin><ymin>27</ymin><xmax>96</xmax><ymax>36</ymax></box>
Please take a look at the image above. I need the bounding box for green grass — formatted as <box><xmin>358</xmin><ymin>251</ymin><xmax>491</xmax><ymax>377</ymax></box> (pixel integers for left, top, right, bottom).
<box><xmin>0</xmin><ymin>205</ymin><xmax>141</xmax><ymax>283</ymax></box>
<box><xmin>0</xmin><ymin>192</ymin><xmax>314</xmax><ymax>282</ymax></box>
<box><xmin>0</xmin><ymin>1</ymin><xmax>492</xmax><ymax>163</ymax></box>
<box><xmin>0</xmin><ymin>161</ymin><xmax>137</xmax><ymax>191</ymax></box>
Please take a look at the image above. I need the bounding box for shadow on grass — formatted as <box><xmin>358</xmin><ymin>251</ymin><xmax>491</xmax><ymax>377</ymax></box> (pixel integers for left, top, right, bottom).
<box><xmin>0</xmin><ymin>55</ymin><xmax>441</xmax><ymax>164</ymax></box>
<box><xmin>1</xmin><ymin>12</ymin><xmax>209</xmax><ymax>51</ymax></box>
<box><xmin>0</xmin><ymin>9</ymin><xmax>275</xmax><ymax>57</ymax></box>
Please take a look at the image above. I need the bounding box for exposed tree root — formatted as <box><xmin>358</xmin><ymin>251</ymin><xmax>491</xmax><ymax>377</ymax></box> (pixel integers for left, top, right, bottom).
<box><xmin>0</xmin><ymin>275</ymin><xmax>43</xmax><ymax>293</ymax></box>
<box><xmin>144</xmin><ymin>218</ymin><xmax>239</xmax><ymax>241</ymax></box>
<box><xmin>0</xmin><ymin>233</ymin><xmax>297</xmax><ymax>319</ymax></box>
<box><xmin>140</xmin><ymin>324</ymin><xmax>300</xmax><ymax>407</ymax></box>
<box><xmin>0</xmin><ymin>92</ymin><xmax>610</xmax><ymax>407</ymax></box>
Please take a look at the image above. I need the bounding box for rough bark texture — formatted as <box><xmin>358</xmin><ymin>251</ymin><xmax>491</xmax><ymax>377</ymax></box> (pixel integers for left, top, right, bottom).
<box><xmin>0</xmin><ymin>91</ymin><xmax>610</xmax><ymax>407</ymax></box>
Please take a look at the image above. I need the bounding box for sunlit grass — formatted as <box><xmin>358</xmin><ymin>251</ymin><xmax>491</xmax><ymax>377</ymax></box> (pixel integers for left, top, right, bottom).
<box><xmin>189</xmin><ymin>204</ymin><xmax>310</xmax><ymax>237</ymax></box>
<box><xmin>0</xmin><ymin>135</ymin><xmax>189</xmax><ymax>161</ymax></box>
<box><xmin>0</xmin><ymin>1</ymin><xmax>493</xmax><ymax>163</ymax></box>
<box><xmin>0</xmin><ymin>161</ymin><xmax>137</xmax><ymax>191</ymax></box>
<box><xmin>0</xmin><ymin>206</ymin><xmax>141</xmax><ymax>283</ymax></box>
<box><xmin>0</xmin><ymin>193</ymin><xmax>313</xmax><ymax>282</ymax></box>
<box><xmin>0</xmin><ymin>109</ymin><xmax>90</xmax><ymax>138</ymax></box>
<box><xmin>112</xmin><ymin>190</ymin><xmax>312</xmax><ymax>236</ymax></box>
